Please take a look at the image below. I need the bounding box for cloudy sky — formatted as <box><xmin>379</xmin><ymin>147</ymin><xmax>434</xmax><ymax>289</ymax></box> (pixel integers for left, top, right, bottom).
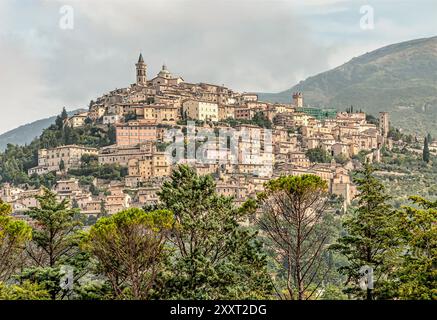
<box><xmin>0</xmin><ymin>0</ymin><xmax>436</xmax><ymax>133</ymax></box>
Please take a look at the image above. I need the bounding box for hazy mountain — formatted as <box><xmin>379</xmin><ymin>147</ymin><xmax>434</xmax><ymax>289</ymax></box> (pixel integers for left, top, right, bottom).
<box><xmin>0</xmin><ymin>109</ymin><xmax>86</xmax><ymax>151</ymax></box>
<box><xmin>2</xmin><ymin>36</ymin><xmax>436</xmax><ymax>149</ymax></box>
<box><xmin>259</xmin><ymin>36</ymin><xmax>437</xmax><ymax>136</ymax></box>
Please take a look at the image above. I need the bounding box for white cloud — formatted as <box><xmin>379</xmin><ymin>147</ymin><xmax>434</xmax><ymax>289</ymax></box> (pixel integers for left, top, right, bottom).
<box><xmin>0</xmin><ymin>0</ymin><xmax>435</xmax><ymax>134</ymax></box>
<box><xmin>0</xmin><ymin>36</ymin><xmax>64</xmax><ymax>133</ymax></box>
<box><xmin>2</xmin><ymin>1</ymin><xmax>331</xmax><ymax>105</ymax></box>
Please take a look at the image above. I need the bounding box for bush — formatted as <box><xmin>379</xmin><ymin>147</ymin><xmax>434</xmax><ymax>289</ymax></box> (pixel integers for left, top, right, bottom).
<box><xmin>0</xmin><ymin>281</ymin><xmax>50</xmax><ymax>300</ymax></box>
<box><xmin>306</xmin><ymin>147</ymin><xmax>333</xmax><ymax>163</ymax></box>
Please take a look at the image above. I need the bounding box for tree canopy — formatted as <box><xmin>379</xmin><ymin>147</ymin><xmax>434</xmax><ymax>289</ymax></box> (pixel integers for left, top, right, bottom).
<box><xmin>257</xmin><ymin>174</ymin><xmax>336</xmax><ymax>300</ymax></box>
<box><xmin>84</xmin><ymin>208</ymin><xmax>173</xmax><ymax>300</ymax></box>
<box><xmin>156</xmin><ymin>165</ymin><xmax>273</xmax><ymax>299</ymax></box>
<box><xmin>331</xmin><ymin>164</ymin><xmax>400</xmax><ymax>300</ymax></box>
<box><xmin>0</xmin><ymin>200</ymin><xmax>32</xmax><ymax>282</ymax></box>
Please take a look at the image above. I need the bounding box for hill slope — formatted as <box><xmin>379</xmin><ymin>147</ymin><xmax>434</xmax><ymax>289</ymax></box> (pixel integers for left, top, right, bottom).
<box><xmin>259</xmin><ymin>36</ymin><xmax>437</xmax><ymax>136</ymax></box>
<box><xmin>0</xmin><ymin>109</ymin><xmax>85</xmax><ymax>151</ymax></box>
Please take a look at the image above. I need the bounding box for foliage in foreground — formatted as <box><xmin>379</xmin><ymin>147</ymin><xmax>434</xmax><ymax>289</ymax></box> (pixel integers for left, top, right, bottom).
<box><xmin>84</xmin><ymin>208</ymin><xmax>174</xmax><ymax>300</ymax></box>
<box><xmin>156</xmin><ymin>165</ymin><xmax>273</xmax><ymax>299</ymax></box>
<box><xmin>0</xmin><ymin>200</ymin><xmax>32</xmax><ymax>282</ymax></box>
<box><xmin>331</xmin><ymin>164</ymin><xmax>400</xmax><ymax>300</ymax></box>
<box><xmin>257</xmin><ymin>174</ymin><xmax>336</xmax><ymax>300</ymax></box>
<box><xmin>0</xmin><ymin>164</ymin><xmax>435</xmax><ymax>300</ymax></box>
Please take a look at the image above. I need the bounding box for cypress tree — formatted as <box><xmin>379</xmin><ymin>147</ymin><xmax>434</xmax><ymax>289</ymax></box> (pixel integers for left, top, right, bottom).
<box><xmin>423</xmin><ymin>136</ymin><xmax>430</xmax><ymax>163</ymax></box>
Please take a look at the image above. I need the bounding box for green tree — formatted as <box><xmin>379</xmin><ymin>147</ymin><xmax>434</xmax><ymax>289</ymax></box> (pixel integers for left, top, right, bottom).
<box><xmin>306</xmin><ymin>147</ymin><xmax>333</xmax><ymax>163</ymax></box>
<box><xmin>84</xmin><ymin>117</ymin><xmax>93</xmax><ymax>125</ymax></box>
<box><xmin>331</xmin><ymin>164</ymin><xmax>400</xmax><ymax>300</ymax></box>
<box><xmin>391</xmin><ymin>196</ymin><xmax>436</xmax><ymax>299</ymax></box>
<box><xmin>107</xmin><ymin>125</ymin><xmax>117</xmax><ymax>145</ymax></box>
<box><xmin>427</xmin><ymin>133</ymin><xmax>432</xmax><ymax>143</ymax></box>
<box><xmin>55</xmin><ymin>108</ymin><xmax>69</xmax><ymax>129</ymax></box>
<box><xmin>366</xmin><ymin>114</ymin><xmax>378</xmax><ymax>125</ymax></box>
<box><xmin>257</xmin><ymin>175</ymin><xmax>335</xmax><ymax>300</ymax></box>
<box><xmin>156</xmin><ymin>165</ymin><xmax>273</xmax><ymax>299</ymax></box>
<box><xmin>59</xmin><ymin>159</ymin><xmax>66</xmax><ymax>172</ymax></box>
<box><xmin>0</xmin><ymin>200</ymin><xmax>32</xmax><ymax>282</ymax></box>
<box><xmin>0</xmin><ymin>281</ymin><xmax>50</xmax><ymax>300</ymax></box>
<box><xmin>98</xmin><ymin>200</ymin><xmax>108</xmax><ymax>219</ymax></box>
<box><xmin>84</xmin><ymin>208</ymin><xmax>173</xmax><ymax>300</ymax></box>
<box><xmin>25</xmin><ymin>188</ymin><xmax>84</xmax><ymax>268</ymax></box>
<box><xmin>423</xmin><ymin>136</ymin><xmax>430</xmax><ymax>163</ymax></box>
<box><xmin>319</xmin><ymin>284</ymin><xmax>348</xmax><ymax>300</ymax></box>
<box><xmin>252</xmin><ymin>111</ymin><xmax>272</xmax><ymax>129</ymax></box>
<box><xmin>334</xmin><ymin>153</ymin><xmax>349</xmax><ymax>165</ymax></box>
<box><xmin>19</xmin><ymin>189</ymin><xmax>88</xmax><ymax>299</ymax></box>
<box><xmin>124</xmin><ymin>112</ymin><xmax>137</xmax><ymax>122</ymax></box>
<box><xmin>81</xmin><ymin>153</ymin><xmax>98</xmax><ymax>166</ymax></box>
<box><xmin>14</xmin><ymin>267</ymin><xmax>63</xmax><ymax>300</ymax></box>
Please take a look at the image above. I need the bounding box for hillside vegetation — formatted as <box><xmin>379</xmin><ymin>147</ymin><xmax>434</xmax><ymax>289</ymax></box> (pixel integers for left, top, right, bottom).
<box><xmin>0</xmin><ymin>109</ymin><xmax>85</xmax><ymax>151</ymax></box>
<box><xmin>259</xmin><ymin>36</ymin><xmax>437</xmax><ymax>137</ymax></box>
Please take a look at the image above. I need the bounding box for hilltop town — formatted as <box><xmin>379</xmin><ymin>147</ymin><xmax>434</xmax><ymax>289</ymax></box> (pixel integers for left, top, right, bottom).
<box><xmin>1</xmin><ymin>54</ymin><xmax>396</xmax><ymax>218</ymax></box>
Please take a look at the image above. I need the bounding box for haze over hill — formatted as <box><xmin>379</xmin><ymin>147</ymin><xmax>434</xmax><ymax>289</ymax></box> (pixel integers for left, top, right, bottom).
<box><xmin>0</xmin><ymin>109</ymin><xmax>85</xmax><ymax>151</ymax></box>
<box><xmin>1</xmin><ymin>37</ymin><xmax>436</xmax><ymax>150</ymax></box>
<box><xmin>259</xmin><ymin>36</ymin><xmax>437</xmax><ymax>137</ymax></box>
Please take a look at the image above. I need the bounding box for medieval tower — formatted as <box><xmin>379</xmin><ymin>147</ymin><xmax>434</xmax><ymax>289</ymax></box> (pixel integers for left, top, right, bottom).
<box><xmin>379</xmin><ymin>112</ymin><xmax>389</xmax><ymax>138</ymax></box>
<box><xmin>136</xmin><ymin>53</ymin><xmax>147</xmax><ymax>86</ymax></box>
<box><xmin>293</xmin><ymin>92</ymin><xmax>303</xmax><ymax>108</ymax></box>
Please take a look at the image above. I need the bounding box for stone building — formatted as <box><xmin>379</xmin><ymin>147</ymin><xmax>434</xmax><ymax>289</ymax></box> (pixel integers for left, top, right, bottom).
<box><xmin>127</xmin><ymin>150</ymin><xmax>171</xmax><ymax>186</ymax></box>
<box><xmin>115</xmin><ymin>121</ymin><xmax>158</xmax><ymax>146</ymax></box>
<box><xmin>379</xmin><ymin>112</ymin><xmax>389</xmax><ymax>138</ymax></box>
<box><xmin>292</xmin><ymin>92</ymin><xmax>303</xmax><ymax>108</ymax></box>
<box><xmin>99</xmin><ymin>142</ymin><xmax>154</xmax><ymax>166</ymax></box>
<box><xmin>182</xmin><ymin>100</ymin><xmax>219</xmax><ymax>122</ymax></box>
<box><xmin>28</xmin><ymin>145</ymin><xmax>98</xmax><ymax>175</ymax></box>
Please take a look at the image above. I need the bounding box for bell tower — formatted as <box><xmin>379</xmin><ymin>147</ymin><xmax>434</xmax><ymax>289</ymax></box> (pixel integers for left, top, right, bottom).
<box><xmin>136</xmin><ymin>53</ymin><xmax>147</xmax><ymax>86</ymax></box>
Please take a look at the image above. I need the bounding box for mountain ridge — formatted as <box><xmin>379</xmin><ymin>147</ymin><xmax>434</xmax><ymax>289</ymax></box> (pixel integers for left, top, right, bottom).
<box><xmin>258</xmin><ymin>36</ymin><xmax>437</xmax><ymax>136</ymax></box>
<box><xmin>1</xmin><ymin>36</ymin><xmax>436</xmax><ymax>149</ymax></box>
<box><xmin>0</xmin><ymin>109</ymin><xmax>85</xmax><ymax>151</ymax></box>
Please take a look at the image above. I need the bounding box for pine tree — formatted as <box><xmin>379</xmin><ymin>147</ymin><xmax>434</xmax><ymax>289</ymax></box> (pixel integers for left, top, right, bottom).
<box><xmin>0</xmin><ymin>281</ymin><xmax>50</xmax><ymax>300</ymax></box>
<box><xmin>156</xmin><ymin>165</ymin><xmax>273</xmax><ymax>299</ymax></box>
<box><xmin>331</xmin><ymin>164</ymin><xmax>400</xmax><ymax>300</ymax></box>
<box><xmin>257</xmin><ymin>174</ymin><xmax>336</xmax><ymax>300</ymax></box>
<box><xmin>14</xmin><ymin>189</ymin><xmax>89</xmax><ymax>300</ymax></box>
<box><xmin>85</xmin><ymin>208</ymin><xmax>174</xmax><ymax>300</ymax></box>
<box><xmin>25</xmin><ymin>188</ymin><xmax>84</xmax><ymax>268</ymax></box>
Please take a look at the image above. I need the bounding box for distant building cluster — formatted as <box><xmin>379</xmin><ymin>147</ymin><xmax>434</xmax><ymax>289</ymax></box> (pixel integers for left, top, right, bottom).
<box><xmin>2</xmin><ymin>54</ymin><xmax>394</xmax><ymax>216</ymax></box>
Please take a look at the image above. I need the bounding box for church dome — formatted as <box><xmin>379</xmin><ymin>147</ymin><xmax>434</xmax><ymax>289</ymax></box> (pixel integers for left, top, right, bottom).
<box><xmin>158</xmin><ymin>64</ymin><xmax>171</xmax><ymax>78</ymax></box>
